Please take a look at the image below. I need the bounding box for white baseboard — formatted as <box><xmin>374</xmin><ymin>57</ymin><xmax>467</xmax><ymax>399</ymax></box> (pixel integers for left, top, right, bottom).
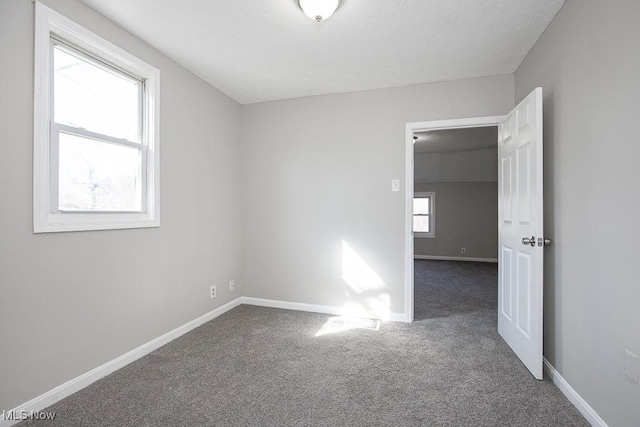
<box><xmin>241</xmin><ymin>296</ymin><xmax>408</xmax><ymax>323</ymax></box>
<box><xmin>0</xmin><ymin>298</ymin><xmax>242</xmax><ymax>426</ymax></box>
<box><xmin>543</xmin><ymin>357</ymin><xmax>608</xmax><ymax>427</ymax></box>
<box><xmin>414</xmin><ymin>255</ymin><xmax>498</xmax><ymax>263</ymax></box>
<box><xmin>5</xmin><ymin>300</ymin><xmax>603</xmax><ymax>427</ymax></box>
<box><xmin>2</xmin><ymin>294</ymin><xmax>408</xmax><ymax>425</ymax></box>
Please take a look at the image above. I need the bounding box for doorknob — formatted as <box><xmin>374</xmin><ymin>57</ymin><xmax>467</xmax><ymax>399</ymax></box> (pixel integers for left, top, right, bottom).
<box><xmin>522</xmin><ymin>236</ymin><xmax>535</xmax><ymax>247</ymax></box>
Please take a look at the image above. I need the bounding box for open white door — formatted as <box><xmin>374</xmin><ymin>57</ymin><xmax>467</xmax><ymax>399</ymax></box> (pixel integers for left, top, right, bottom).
<box><xmin>498</xmin><ymin>87</ymin><xmax>544</xmax><ymax>380</ymax></box>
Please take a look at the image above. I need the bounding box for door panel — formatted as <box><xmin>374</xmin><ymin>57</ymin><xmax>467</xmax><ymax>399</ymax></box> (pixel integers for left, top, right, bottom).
<box><xmin>501</xmin><ymin>247</ymin><xmax>513</xmax><ymax>319</ymax></box>
<box><xmin>501</xmin><ymin>155</ymin><xmax>513</xmax><ymax>223</ymax></box>
<box><xmin>517</xmin><ymin>144</ymin><xmax>531</xmax><ymax>225</ymax></box>
<box><xmin>498</xmin><ymin>87</ymin><xmax>544</xmax><ymax>380</ymax></box>
<box><xmin>516</xmin><ymin>252</ymin><xmax>531</xmax><ymax>336</ymax></box>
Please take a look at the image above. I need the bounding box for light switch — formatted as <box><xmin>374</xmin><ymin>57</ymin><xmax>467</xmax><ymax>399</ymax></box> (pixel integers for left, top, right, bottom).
<box><xmin>391</xmin><ymin>179</ymin><xmax>400</xmax><ymax>192</ymax></box>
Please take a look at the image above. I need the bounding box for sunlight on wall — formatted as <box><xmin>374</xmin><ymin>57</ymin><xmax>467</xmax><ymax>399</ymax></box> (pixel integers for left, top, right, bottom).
<box><xmin>342</xmin><ymin>241</ymin><xmax>384</xmax><ymax>293</ymax></box>
<box><xmin>341</xmin><ymin>240</ymin><xmax>391</xmax><ymax>320</ymax></box>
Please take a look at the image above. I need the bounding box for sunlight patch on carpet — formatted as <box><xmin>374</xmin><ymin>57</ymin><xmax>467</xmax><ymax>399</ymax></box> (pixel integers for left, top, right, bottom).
<box><xmin>314</xmin><ymin>316</ymin><xmax>381</xmax><ymax>337</ymax></box>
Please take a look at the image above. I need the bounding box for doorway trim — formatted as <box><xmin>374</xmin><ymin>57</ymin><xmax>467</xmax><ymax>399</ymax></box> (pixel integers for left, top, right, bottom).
<box><xmin>404</xmin><ymin>115</ymin><xmax>506</xmax><ymax>322</ymax></box>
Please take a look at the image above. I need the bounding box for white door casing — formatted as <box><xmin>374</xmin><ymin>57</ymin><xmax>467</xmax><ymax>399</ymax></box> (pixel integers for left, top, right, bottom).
<box><xmin>405</xmin><ymin>116</ymin><xmax>505</xmax><ymax>323</ymax></box>
<box><xmin>498</xmin><ymin>87</ymin><xmax>544</xmax><ymax>380</ymax></box>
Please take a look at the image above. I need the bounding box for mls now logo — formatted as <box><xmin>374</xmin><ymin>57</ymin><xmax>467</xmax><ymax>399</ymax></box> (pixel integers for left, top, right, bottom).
<box><xmin>1</xmin><ymin>410</ymin><xmax>57</xmax><ymax>421</ymax></box>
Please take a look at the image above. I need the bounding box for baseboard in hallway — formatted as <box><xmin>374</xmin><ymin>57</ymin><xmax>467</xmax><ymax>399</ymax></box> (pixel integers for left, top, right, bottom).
<box><xmin>414</xmin><ymin>255</ymin><xmax>498</xmax><ymax>263</ymax></box>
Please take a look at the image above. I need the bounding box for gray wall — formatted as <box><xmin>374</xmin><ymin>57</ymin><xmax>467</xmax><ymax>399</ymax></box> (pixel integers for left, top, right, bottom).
<box><xmin>414</xmin><ymin>146</ymin><xmax>498</xmax><ymax>259</ymax></box>
<box><xmin>11</xmin><ymin>1</ymin><xmax>635</xmax><ymax>423</ymax></box>
<box><xmin>515</xmin><ymin>0</ymin><xmax>640</xmax><ymax>425</ymax></box>
<box><xmin>240</xmin><ymin>76</ymin><xmax>514</xmax><ymax>318</ymax></box>
<box><xmin>0</xmin><ymin>0</ymin><xmax>243</xmax><ymax>410</ymax></box>
<box><xmin>414</xmin><ymin>148</ymin><xmax>498</xmax><ymax>183</ymax></box>
<box><xmin>414</xmin><ymin>182</ymin><xmax>497</xmax><ymax>259</ymax></box>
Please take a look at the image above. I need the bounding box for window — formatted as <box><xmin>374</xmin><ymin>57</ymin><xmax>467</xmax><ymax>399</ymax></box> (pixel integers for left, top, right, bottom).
<box><xmin>413</xmin><ymin>192</ymin><xmax>435</xmax><ymax>238</ymax></box>
<box><xmin>34</xmin><ymin>3</ymin><xmax>160</xmax><ymax>232</ymax></box>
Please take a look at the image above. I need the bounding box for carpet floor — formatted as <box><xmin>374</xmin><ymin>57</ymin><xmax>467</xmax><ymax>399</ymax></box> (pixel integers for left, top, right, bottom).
<box><xmin>21</xmin><ymin>260</ymin><xmax>587</xmax><ymax>426</ymax></box>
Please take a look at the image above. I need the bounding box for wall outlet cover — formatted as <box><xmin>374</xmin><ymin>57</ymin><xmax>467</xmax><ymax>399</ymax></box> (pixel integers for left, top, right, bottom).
<box><xmin>209</xmin><ymin>285</ymin><xmax>217</xmax><ymax>299</ymax></box>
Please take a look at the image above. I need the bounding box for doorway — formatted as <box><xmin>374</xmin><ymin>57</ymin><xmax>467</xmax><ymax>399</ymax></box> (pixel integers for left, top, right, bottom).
<box><xmin>405</xmin><ymin>87</ymin><xmax>545</xmax><ymax>380</ymax></box>
<box><xmin>403</xmin><ymin>116</ymin><xmax>505</xmax><ymax>322</ymax></box>
<box><xmin>412</xmin><ymin>125</ymin><xmax>499</xmax><ymax>321</ymax></box>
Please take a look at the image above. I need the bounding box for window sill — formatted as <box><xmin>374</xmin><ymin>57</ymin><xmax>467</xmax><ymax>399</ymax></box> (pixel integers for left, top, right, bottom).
<box><xmin>414</xmin><ymin>233</ymin><xmax>436</xmax><ymax>239</ymax></box>
<box><xmin>34</xmin><ymin>212</ymin><xmax>159</xmax><ymax>233</ymax></box>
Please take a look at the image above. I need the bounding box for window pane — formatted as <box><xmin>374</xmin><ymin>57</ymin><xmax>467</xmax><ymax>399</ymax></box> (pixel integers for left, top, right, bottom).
<box><xmin>413</xmin><ymin>215</ymin><xmax>430</xmax><ymax>233</ymax></box>
<box><xmin>58</xmin><ymin>133</ymin><xmax>142</xmax><ymax>212</ymax></box>
<box><xmin>54</xmin><ymin>43</ymin><xmax>141</xmax><ymax>142</ymax></box>
<box><xmin>413</xmin><ymin>197</ymin><xmax>430</xmax><ymax>215</ymax></box>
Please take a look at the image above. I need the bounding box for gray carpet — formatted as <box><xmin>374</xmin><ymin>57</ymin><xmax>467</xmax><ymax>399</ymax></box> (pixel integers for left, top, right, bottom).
<box><xmin>21</xmin><ymin>260</ymin><xmax>587</xmax><ymax>426</ymax></box>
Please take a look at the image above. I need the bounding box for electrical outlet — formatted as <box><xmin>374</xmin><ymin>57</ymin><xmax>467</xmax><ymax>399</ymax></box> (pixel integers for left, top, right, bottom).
<box><xmin>625</xmin><ymin>350</ymin><xmax>638</xmax><ymax>384</ymax></box>
<box><xmin>461</xmin><ymin>247</ymin><xmax>466</xmax><ymax>254</ymax></box>
<box><xmin>229</xmin><ymin>280</ymin><xmax>235</xmax><ymax>291</ymax></box>
<box><xmin>209</xmin><ymin>285</ymin><xmax>217</xmax><ymax>299</ymax></box>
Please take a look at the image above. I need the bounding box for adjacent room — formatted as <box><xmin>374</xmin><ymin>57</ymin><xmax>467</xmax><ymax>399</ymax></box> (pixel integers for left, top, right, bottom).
<box><xmin>412</xmin><ymin>126</ymin><xmax>498</xmax><ymax>322</ymax></box>
<box><xmin>1</xmin><ymin>0</ymin><xmax>638</xmax><ymax>426</ymax></box>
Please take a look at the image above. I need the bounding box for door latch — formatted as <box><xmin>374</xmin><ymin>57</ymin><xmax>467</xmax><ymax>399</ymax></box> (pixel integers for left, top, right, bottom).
<box><xmin>539</xmin><ymin>237</ymin><xmax>552</xmax><ymax>246</ymax></box>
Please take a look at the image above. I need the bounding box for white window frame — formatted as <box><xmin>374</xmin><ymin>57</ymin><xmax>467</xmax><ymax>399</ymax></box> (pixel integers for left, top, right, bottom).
<box><xmin>413</xmin><ymin>192</ymin><xmax>435</xmax><ymax>239</ymax></box>
<box><xmin>33</xmin><ymin>2</ymin><xmax>160</xmax><ymax>233</ymax></box>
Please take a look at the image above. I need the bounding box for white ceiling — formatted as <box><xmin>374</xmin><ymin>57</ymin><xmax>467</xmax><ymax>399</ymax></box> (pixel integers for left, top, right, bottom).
<box><xmin>79</xmin><ymin>0</ymin><xmax>565</xmax><ymax>105</ymax></box>
<box><xmin>414</xmin><ymin>126</ymin><xmax>497</xmax><ymax>153</ymax></box>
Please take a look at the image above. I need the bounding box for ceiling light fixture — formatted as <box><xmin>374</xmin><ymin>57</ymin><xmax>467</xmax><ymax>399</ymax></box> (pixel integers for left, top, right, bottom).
<box><xmin>299</xmin><ymin>0</ymin><xmax>340</xmax><ymax>22</ymax></box>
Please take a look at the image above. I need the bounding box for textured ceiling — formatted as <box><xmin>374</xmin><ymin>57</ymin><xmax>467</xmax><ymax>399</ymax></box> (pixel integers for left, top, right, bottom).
<box><xmin>414</xmin><ymin>126</ymin><xmax>497</xmax><ymax>153</ymax></box>
<box><xmin>79</xmin><ymin>0</ymin><xmax>565</xmax><ymax>104</ymax></box>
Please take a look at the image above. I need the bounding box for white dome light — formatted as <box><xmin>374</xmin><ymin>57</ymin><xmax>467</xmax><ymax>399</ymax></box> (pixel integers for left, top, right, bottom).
<box><xmin>299</xmin><ymin>0</ymin><xmax>340</xmax><ymax>22</ymax></box>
